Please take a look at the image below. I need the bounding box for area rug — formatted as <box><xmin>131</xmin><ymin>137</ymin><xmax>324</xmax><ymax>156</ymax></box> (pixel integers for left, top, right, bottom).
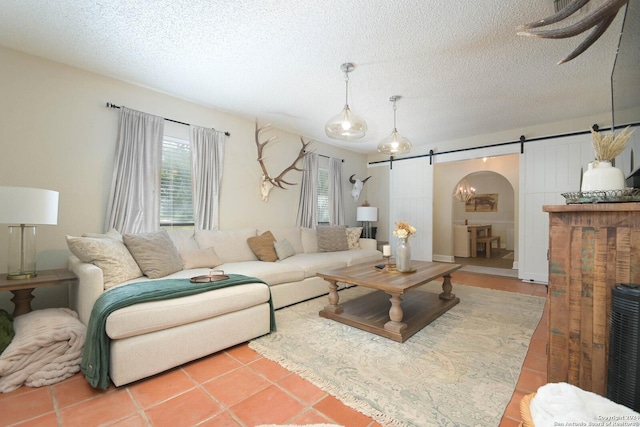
<box><xmin>250</xmin><ymin>282</ymin><xmax>545</xmax><ymax>427</ymax></box>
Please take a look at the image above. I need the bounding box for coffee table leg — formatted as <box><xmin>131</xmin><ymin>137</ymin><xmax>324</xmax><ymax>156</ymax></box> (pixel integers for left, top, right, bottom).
<box><xmin>384</xmin><ymin>293</ymin><xmax>407</xmax><ymax>333</ymax></box>
<box><xmin>440</xmin><ymin>274</ymin><xmax>456</xmax><ymax>300</ymax></box>
<box><xmin>323</xmin><ymin>280</ymin><xmax>343</xmax><ymax>314</ymax></box>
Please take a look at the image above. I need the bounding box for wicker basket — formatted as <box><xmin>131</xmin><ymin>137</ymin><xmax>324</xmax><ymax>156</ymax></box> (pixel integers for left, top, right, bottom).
<box><xmin>519</xmin><ymin>392</ymin><xmax>536</xmax><ymax>427</ymax></box>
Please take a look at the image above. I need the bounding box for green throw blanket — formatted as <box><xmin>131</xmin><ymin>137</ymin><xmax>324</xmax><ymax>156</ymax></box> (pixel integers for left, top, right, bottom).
<box><xmin>81</xmin><ymin>274</ymin><xmax>275</xmax><ymax>389</ymax></box>
<box><xmin>0</xmin><ymin>309</ymin><xmax>14</xmax><ymax>355</ymax></box>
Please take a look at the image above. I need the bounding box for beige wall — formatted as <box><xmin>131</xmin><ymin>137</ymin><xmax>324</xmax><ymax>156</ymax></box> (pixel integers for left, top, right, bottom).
<box><xmin>0</xmin><ymin>46</ymin><xmax>368</xmax><ymax>312</ymax></box>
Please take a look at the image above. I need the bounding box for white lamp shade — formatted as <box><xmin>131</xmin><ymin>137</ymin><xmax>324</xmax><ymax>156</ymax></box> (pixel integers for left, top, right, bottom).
<box><xmin>356</xmin><ymin>206</ymin><xmax>378</xmax><ymax>222</ymax></box>
<box><xmin>0</xmin><ymin>187</ymin><xmax>59</xmax><ymax>225</ymax></box>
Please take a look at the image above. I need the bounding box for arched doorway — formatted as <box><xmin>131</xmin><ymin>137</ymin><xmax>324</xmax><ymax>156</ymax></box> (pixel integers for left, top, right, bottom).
<box><xmin>452</xmin><ymin>170</ymin><xmax>515</xmax><ymax>270</ymax></box>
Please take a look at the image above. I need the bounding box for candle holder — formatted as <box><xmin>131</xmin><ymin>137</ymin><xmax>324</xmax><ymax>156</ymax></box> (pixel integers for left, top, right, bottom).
<box><xmin>383</xmin><ymin>255</ymin><xmax>392</xmax><ymax>271</ymax></box>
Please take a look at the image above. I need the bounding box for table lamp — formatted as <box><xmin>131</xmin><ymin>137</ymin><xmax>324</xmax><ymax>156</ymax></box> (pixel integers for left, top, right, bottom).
<box><xmin>356</xmin><ymin>206</ymin><xmax>378</xmax><ymax>239</ymax></box>
<box><xmin>0</xmin><ymin>186</ymin><xmax>59</xmax><ymax>279</ymax></box>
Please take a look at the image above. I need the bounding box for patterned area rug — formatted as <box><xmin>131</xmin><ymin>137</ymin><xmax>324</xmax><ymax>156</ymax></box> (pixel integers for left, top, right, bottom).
<box><xmin>250</xmin><ymin>282</ymin><xmax>545</xmax><ymax>427</ymax></box>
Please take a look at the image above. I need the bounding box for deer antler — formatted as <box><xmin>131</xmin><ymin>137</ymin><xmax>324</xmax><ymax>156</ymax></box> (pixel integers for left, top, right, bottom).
<box><xmin>255</xmin><ymin>121</ymin><xmax>312</xmax><ymax>201</ymax></box>
<box><xmin>517</xmin><ymin>0</ymin><xmax>629</xmax><ymax>64</ymax></box>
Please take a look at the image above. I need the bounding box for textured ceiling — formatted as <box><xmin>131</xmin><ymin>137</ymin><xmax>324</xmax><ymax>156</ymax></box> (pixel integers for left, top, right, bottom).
<box><xmin>0</xmin><ymin>0</ymin><xmax>631</xmax><ymax>154</ymax></box>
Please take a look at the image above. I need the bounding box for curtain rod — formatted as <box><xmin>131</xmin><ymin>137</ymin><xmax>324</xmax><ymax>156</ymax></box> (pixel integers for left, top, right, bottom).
<box><xmin>369</xmin><ymin>121</ymin><xmax>640</xmax><ymax>166</ymax></box>
<box><xmin>302</xmin><ymin>150</ymin><xmax>344</xmax><ymax>162</ymax></box>
<box><xmin>318</xmin><ymin>153</ymin><xmax>344</xmax><ymax>162</ymax></box>
<box><xmin>106</xmin><ymin>103</ymin><xmax>231</xmax><ymax>136</ymax></box>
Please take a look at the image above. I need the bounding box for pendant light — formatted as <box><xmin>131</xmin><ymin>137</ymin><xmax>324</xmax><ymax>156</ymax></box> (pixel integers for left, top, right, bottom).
<box><xmin>377</xmin><ymin>95</ymin><xmax>412</xmax><ymax>155</ymax></box>
<box><xmin>325</xmin><ymin>62</ymin><xmax>368</xmax><ymax>140</ymax></box>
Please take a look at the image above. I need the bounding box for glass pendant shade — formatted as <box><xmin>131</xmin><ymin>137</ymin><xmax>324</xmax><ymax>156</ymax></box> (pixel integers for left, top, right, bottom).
<box><xmin>377</xmin><ymin>129</ymin><xmax>412</xmax><ymax>155</ymax></box>
<box><xmin>325</xmin><ymin>62</ymin><xmax>367</xmax><ymax>141</ymax></box>
<box><xmin>325</xmin><ymin>105</ymin><xmax>368</xmax><ymax>140</ymax></box>
<box><xmin>377</xmin><ymin>96</ymin><xmax>412</xmax><ymax>155</ymax></box>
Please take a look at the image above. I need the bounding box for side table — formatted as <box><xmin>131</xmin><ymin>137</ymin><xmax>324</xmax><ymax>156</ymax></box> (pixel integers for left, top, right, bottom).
<box><xmin>0</xmin><ymin>269</ymin><xmax>77</xmax><ymax>317</ymax></box>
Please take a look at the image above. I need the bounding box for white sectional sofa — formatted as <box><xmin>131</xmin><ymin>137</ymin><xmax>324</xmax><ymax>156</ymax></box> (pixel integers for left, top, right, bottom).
<box><xmin>67</xmin><ymin>225</ymin><xmax>381</xmax><ymax>387</ymax></box>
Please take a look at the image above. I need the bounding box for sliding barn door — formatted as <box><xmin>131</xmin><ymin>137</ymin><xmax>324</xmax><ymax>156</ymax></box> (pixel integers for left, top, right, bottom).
<box><xmin>390</xmin><ymin>157</ymin><xmax>433</xmax><ymax>261</ymax></box>
<box><xmin>519</xmin><ymin>133</ymin><xmax>593</xmax><ymax>283</ymax></box>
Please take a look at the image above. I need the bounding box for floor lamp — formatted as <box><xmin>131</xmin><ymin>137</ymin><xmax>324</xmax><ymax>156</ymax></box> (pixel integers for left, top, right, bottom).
<box><xmin>0</xmin><ymin>187</ymin><xmax>59</xmax><ymax>279</ymax></box>
<box><xmin>356</xmin><ymin>206</ymin><xmax>378</xmax><ymax>239</ymax></box>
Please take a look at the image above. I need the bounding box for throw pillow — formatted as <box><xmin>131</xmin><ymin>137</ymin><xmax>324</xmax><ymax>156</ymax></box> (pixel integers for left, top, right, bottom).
<box><xmin>260</xmin><ymin>227</ymin><xmax>303</xmax><ymax>254</ymax></box>
<box><xmin>66</xmin><ymin>235</ymin><xmax>143</xmax><ymax>289</ymax></box>
<box><xmin>123</xmin><ymin>230</ymin><xmax>184</xmax><ymax>279</ymax></box>
<box><xmin>346</xmin><ymin>227</ymin><xmax>363</xmax><ymax>250</ymax></box>
<box><xmin>180</xmin><ymin>247</ymin><xmax>222</xmax><ymax>269</ymax></box>
<box><xmin>274</xmin><ymin>239</ymin><xmax>296</xmax><ymax>260</ymax></box>
<box><xmin>316</xmin><ymin>225</ymin><xmax>348</xmax><ymax>252</ymax></box>
<box><xmin>247</xmin><ymin>231</ymin><xmax>278</xmax><ymax>262</ymax></box>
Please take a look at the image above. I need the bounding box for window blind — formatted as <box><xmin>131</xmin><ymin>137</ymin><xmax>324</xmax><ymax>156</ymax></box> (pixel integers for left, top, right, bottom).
<box><xmin>160</xmin><ymin>137</ymin><xmax>194</xmax><ymax>225</ymax></box>
<box><xmin>317</xmin><ymin>167</ymin><xmax>329</xmax><ymax>224</ymax></box>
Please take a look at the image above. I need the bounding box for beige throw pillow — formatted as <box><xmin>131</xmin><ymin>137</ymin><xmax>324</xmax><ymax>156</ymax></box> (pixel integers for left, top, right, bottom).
<box><xmin>66</xmin><ymin>235</ymin><xmax>143</xmax><ymax>289</ymax></box>
<box><xmin>123</xmin><ymin>230</ymin><xmax>183</xmax><ymax>279</ymax></box>
<box><xmin>346</xmin><ymin>227</ymin><xmax>363</xmax><ymax>250</ymax></box>
<box><xmin>317</xmin><ymin>225</ymin><xmax>348</xmax><ymax>252</ymax></box>
<box><xmin>247</xmin><ymin>231</ymin><xmax>278</xmax><ymax>262</ymax></box>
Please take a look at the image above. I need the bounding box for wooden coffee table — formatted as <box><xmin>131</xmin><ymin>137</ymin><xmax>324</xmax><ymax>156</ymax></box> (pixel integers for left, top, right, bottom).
<box><xmin>317</xmin><ymin>260</ymin><xmax>461</xmax><ymax>342</ymax></box>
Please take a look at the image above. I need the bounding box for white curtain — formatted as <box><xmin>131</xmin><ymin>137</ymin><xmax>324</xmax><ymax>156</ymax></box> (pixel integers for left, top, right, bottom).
<box><xmin>105</xmin><ymin>107</ymin><xmax>164</xmax><ymax>234</ymax></box>
<box><xmin>296</xmin><ymin>152</ymin><xmax>318</xmax><ymax>228</ymax></box>
<box><xmin>329</xmin><ymin>157</ymin><xmax>345</xmax><ymax>225</ymax></box>
<box><xmin>189</xmin><ymin>126</ymin><xmax>226</xmax><ymax>230</ymax></box>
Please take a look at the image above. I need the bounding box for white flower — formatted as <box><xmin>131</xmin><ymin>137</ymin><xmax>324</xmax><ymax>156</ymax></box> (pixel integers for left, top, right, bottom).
<box><xmin>393</xmin><ymin>221</ymin><xmax>416</xmax><ymax>239</ymax></box>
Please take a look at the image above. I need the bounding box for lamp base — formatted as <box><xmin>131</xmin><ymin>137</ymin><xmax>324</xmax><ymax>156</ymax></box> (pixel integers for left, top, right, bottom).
<box><xmin>362</xmin><ymin>221</ymin><xmax>372</xmax><ymax>239</ymax></box>
<box><xmin>7</xmin><ymin>225</ymin><xmax>38</xmax><ymax>280</ymax></box>
<box><xmin>7</xmin><ymin>271</ymin><xmax>37</xmax><ymax>280</ymax></box>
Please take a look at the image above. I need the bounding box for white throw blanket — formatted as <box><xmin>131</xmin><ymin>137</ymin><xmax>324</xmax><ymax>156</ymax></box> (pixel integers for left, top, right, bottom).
<box><xmin>531</xmin><ymin>382</ymin><xmax>639</xmax><ymax>425</ymax></box>
<box><xmin>0</xmin><ymin>308</ymin><xmax>86</xmax><ymax>393</ymax></box>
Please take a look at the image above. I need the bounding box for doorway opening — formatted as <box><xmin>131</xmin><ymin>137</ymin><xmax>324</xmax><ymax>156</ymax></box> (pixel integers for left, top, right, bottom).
<box><xmin>452</xmin><ymin>170</ymin><xmax>515</xmax><ymax>269</ymax></box>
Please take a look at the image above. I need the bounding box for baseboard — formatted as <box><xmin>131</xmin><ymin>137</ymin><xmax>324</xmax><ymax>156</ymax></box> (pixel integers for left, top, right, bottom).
<box><xmin>433</xmin><ymin>254</ymin><xmax>455</xmax><ymax>263</ymax></box>
<box><xmin>512</xmin><ymin>261</ymin><xmax>519</xmax><ymax>269</ymax></box>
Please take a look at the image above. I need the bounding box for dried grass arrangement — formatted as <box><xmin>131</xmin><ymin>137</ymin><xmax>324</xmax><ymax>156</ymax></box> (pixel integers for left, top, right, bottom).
<box><xmin>591</xmin><ymin>126</ymin><xmax>635</xmax><ymax>162</ymax></box>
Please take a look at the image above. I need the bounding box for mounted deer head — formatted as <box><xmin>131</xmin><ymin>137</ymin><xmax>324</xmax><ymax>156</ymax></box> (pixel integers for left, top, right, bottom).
<box><xmin>255</xmin><ymin>121</ymin><xmax>312</xmax><ymax>201</ymax></box>
<box><xmin>349</xmin><ymin>174</ymin><xmax>371</xmax><ymax>201</ymax></box>
<box><xmin>517</xmin><ymin>0</ymin><xmax>629</xmax><ymax>64</ymax></box>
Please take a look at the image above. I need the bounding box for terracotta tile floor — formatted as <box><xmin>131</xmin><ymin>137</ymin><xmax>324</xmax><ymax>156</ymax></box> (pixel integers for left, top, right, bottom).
<box><xmin>0</xmin><ymin>271</ymin><xmax>548</xmax><ymax>427</ymax></box>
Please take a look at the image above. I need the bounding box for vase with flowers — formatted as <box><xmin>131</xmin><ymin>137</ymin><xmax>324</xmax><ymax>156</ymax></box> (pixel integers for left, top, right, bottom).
<box><xmin>393</xmin><ymin>221</ymin><xmax>416</xmax><ymax>272</ymax></box>
<box><xmin>582</xmin><ymin>126</ymin><xmax>634</xmax><ymax>192</ymax></box>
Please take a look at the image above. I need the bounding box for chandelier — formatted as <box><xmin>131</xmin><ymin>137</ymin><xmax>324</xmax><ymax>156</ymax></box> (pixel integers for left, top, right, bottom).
<box><xmin>453</xmin><ymin>178</ymin><xmax>476</xmax><ymax>202</ymax></box>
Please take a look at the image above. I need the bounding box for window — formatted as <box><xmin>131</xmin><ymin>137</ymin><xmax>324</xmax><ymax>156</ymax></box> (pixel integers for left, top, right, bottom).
<box><xmin>317</xmin><ymin>167</ymin><xmax>329</xmax><ymax>224</ymax></box>
<box><xmin>160</xmin><ymin>136</ymin><xmax>194</xmax><ymax>226</ymax></box>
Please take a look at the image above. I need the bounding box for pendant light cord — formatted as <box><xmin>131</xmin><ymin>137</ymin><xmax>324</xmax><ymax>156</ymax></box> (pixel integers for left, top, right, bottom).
<box><xmin>344</xmin><ymin>71</ymin><xmax>350</xmax><ymax>108</ymax></box>
<box><xmin>392</xmin><ymin>98</ymin><xmax>398</xmax><ymax>131</ymax></box>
